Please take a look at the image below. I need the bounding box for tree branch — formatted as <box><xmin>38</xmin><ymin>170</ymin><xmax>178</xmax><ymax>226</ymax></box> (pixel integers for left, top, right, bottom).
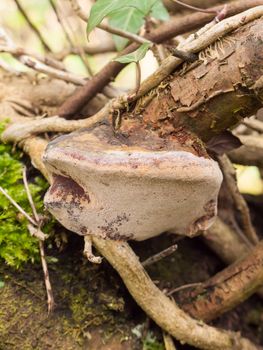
<box><xmin>92</xmin><ymin>236</ymin><xmax>260</xmax><ymax>350</ymax></box>
<box><xmin>58</xmin><ymin>0</ymin><xmax>263</xmax><ymax>118</ymax></box>
<box><xmin>180</xmin><ymin>241</ymin><xmax>263</xmax><ymax>323</ymax></box>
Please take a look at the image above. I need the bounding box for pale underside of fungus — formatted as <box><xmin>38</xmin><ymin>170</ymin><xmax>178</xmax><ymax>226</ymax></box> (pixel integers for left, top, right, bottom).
<box><xmin>43</xmin><ymin>122</ymin><xmax>223</xmax><ymax>244</ymax></box>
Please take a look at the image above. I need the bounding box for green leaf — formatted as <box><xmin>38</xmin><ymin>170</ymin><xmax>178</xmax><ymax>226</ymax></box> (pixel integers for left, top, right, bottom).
<box><xmin>0</xmin><ymin>281</ymin><xmax>4</xmax><ymax>288</ymax></box>
<box><xmin>135</xmin><ymin>0</ymin><xmax>158</xmax><ymax>15</ymax></box>
<box><xmin>151</xmin><ymin>1</ymin><xmax>170</xmax><ymax>21</ymax></box>
<box><xmin>87</xmin><ymin>0</ymin><xmax>166</xmax><ymax>36</ymax></box>
<box><xmin>87</xmin><ymin>0</ymin><xmax>133</xmax><ymax>36</ymax></box>
<box><xmin>114</xmin><ymin>43</ymin><xmax>151</xmax><ymax>64</ymax></box>
<box><xmin>109</xmin><ymin>7</ymin><xmax>144</xmax><ymax>51</ymax></box>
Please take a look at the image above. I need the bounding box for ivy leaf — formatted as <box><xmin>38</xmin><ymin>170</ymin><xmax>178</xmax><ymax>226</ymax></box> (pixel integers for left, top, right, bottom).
<box><xmin>87</xmin><ymin>0</ymin><xmax>134</xmax><ymax>36</ymax></box>
<box><xmin>151</xmin><ymin>1</ymin><xmax>170</xmax><ymax>21</ymax></box>
<box><xmin>87</xmin><ymin>0</ymin><xmax>168</xmax><ymax>37</ymax></box>
<box><xmin>114</xmin><ymin>43</ymin><xmax>151</xmax><ymax>64</ymax></box>
<box><xmin>109</xmin><ymin>7</ymin><xmax>144</xmax><ymax>51</ymax></box>
<box><xmin>136</xmin><ymin>0</ymin><xmax>158</xmax><ymax>15</ymax></box>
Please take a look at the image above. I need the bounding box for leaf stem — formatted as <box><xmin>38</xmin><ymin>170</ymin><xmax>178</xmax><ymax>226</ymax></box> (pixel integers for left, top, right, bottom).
<box><xmin>69</xmin><ymin>0</ymin><xmax>152</xmax><ymax>46</ymax></box>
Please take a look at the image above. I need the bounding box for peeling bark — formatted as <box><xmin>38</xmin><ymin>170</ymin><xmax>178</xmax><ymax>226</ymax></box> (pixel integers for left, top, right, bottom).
<box><xmin>118</xmin><ymin>18</ymin><xmax>263</xmax><ymax>142</ymax></box>
<box><xmin>180</xmin><ymin>241</ymin><xmax>263</xmax><ymax>322</ymax></box>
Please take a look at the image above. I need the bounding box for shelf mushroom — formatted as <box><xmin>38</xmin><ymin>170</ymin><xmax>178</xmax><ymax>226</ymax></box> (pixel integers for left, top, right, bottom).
<box><xmin>43</xmin><ymin>122</ymin><xmax>222</xmax><ymax>262</ymax></box>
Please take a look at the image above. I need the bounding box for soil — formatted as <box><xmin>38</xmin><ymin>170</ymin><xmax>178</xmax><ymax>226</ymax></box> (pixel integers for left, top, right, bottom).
<box><xmin>0</xmin><ymin>229</ymin><xmax>262</xmax><ymax>349</ymax></box>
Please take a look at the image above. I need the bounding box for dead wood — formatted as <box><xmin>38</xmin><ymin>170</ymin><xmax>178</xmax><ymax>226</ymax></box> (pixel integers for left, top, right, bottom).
<box><xmin>204</xmin><ymin>217</ymin><xmax>249</xmax><ymax>264</ymax></box>
<box><xmin>58</xmin><ymin>0</ymin><xmax>263</xmax><ymax>118</ymax></box>
<box><xmin>92</xmin><ymin>237</ymin><xmax>260</xmax><ymax>350</ymax></box>
<box><xmin>179</xmin><ymin>241</ymin><xmax>263</xmax><ymax>322</ymax></box>
<box><xmin>228</xmin><ymin>135</ymin><xmax>263</xmax><ymax>168</ymax></box>
<box><xmin>0</xmin><ymin>71</ymin><xmax>108</xmax><ymax>121</ymax></box>
<box><xmin>119</xmin><ymin>17</ymin><xmax>263</xmax><ymax>142</ymax></box>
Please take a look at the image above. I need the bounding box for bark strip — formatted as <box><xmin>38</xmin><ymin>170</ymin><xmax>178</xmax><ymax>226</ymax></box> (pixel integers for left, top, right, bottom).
<box><xmin>180</xmin><ymin>241</ymin><xmax>263</xmax><ymax>322</ymax></box>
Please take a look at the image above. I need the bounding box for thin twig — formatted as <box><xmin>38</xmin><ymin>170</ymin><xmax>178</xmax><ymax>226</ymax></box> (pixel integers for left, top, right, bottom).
<box><xmin>170</xmin><ymin>48</ymin><xmax>197</xmax><ymax>62</ymax></box>
<box><xmin>53</xmin><ymin>0</ymin><xmax>94</xmax><ymax>76</ymax></box>
<box><xmin>38</xmin><ymin>240</ymin><xmax>54</xmax><ymax>314</ymax></box>
<box><xmin>53</xmin><ymin>42</ymin><xmax>116</xmax><ymax>59</ymax></box>
<box><xmin>0</xmin><ymin>28</ymin><xmax>64</xmax><ymax>71</ymax></box>
<box><xmin>0</xmin><ymin>29</ymin><xmax>116</xmax><ymax>98</ymax></box>
<box><xmin>13</xmin><ymin>0</ymin><xmax>52</xmax><ymax>52</ymax></box>
<box><xmin>48</xmin><ymin>0</ymin><xmax>75</xmax><ymax>48</ymax></box>
<box><xmin>0</xmin><ymin>45</ymin><xmax>65</xmax><ymax>72</ymax></box>
<box><xmin>22</xmin><ymin>167</ymin><xmax>55</xmax><ymax>314</ymax></box>
<box><xmin>0</xmin><ymin>186</ymin><xmax>37</xmax><ymax>226</ymax></box>
<box><xmin>171</xmin><ymin>0</ymin><xmax>217</xmax><ymax>14</ymax></box>
<box><xmin>0</xmin><ymin>44</ymin><xmax>115</xmax><ymax>99</ymax></box>
<box><xmin>217</xmin><ymin>155</ymin><xmax>259</xmax><ymax>245</ymax></box>
<box><xmin>0</xmin><ymin>58</ymin><xmax>20</xmax><ymax>74</ymax></box>
<box><xmin>22</xmin><ymin>167</ymin><xmax>39</xmax><ymax>222</ymax></box>
<box><xmin>11</xmin><ymin>279</ymin><xmax>43</xmax><ymax>301</ymax></box>
<box><xmin>142</xmin><ymin>244</ymin><xmax>178</xmax><ymax>267</ymax></box>
<box><xmin>242</xmin><ymin>119</ymin><xmax>263</xmax><ymax>133</ymax></box>
<box><xmin>167</xmin><ymin>282</ymin><xmax>202</xmax><ymax>296</ymax></box>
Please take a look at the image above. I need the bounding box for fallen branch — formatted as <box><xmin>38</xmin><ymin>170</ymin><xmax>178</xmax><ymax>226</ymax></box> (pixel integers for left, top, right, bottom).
<box><xmin>4</xmin><ymin>9</ymin><xmax>263</xmax><ymax>142</ymax></box>
<box><xmin>228</xmin><ymin>135</ymin><xmax>263</xmax><ymax>168</ymax></box>
<box><xmin>204</xmin><ymin>217</ymin><xmax>250</xmax><ymax>264</ymax></box>
<box><xmin>58</xmin><ymin>0</ymin><xmax>263</xmax><ymax>118</ymax></box>
<box><xmin>203</xmin><ymin>217</ymin><xmax>263</xmax><ymax>300</ymax></box>
<box><xmin>242</xmin><ymin>119</ymin><xmax>263</xmax><ymax>133</ymax></box>
<box><xmin>180</xmin><ymin>241</ymin><xmax>263</xmax><ymax>323</ymax></box>
<box><xmin>92</xmin><ymin>236</ymin><xmax>260</xmax><ymax>350</ymax></box>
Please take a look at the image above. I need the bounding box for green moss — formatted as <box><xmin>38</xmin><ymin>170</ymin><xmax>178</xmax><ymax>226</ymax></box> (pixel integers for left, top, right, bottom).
<box><xmin>0</xmin><ymin>121</ymin><xmax>53</xmax><ymax>268</ymax></box>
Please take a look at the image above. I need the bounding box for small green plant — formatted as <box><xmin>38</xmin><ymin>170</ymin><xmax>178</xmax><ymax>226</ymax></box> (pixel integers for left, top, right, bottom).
<box><xmin>87</xmin><ymin>0</ymin><xmax>169</xmax><ymax>50</ymax></box>
<box><xmin>143</xmin><ymin>332</ymin><xmax>165</xmax><ymax>350</ymax></box>
<box><xmin>0</xmin><ymin>122</ymin><xmax>52</xmax><ymax>268</ymax></box>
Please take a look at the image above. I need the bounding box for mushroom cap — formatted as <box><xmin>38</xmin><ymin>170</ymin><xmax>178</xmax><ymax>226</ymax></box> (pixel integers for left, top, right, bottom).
<box><xmin>43</xmin><ymin>123</ymin><xmax>223</xmax><ymax>241</ymax></box>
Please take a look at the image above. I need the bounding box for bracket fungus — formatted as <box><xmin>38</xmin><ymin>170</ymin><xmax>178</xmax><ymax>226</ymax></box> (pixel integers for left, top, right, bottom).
<box><xmin>43</xmin><ymin>122</ymin><xmax>222</xmax><ymax>258</ymax></box>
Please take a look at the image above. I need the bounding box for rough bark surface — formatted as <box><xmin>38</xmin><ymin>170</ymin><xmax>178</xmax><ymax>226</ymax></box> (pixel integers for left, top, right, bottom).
<box><xmin>179</xmin><ymin>241</ymin><xmax>263</xmax><ymax>322</ymax></box>
<box><xmin>118</xmin><ymin>18</ymin><xmax>263</xmax><ymax>142</ymax></box>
